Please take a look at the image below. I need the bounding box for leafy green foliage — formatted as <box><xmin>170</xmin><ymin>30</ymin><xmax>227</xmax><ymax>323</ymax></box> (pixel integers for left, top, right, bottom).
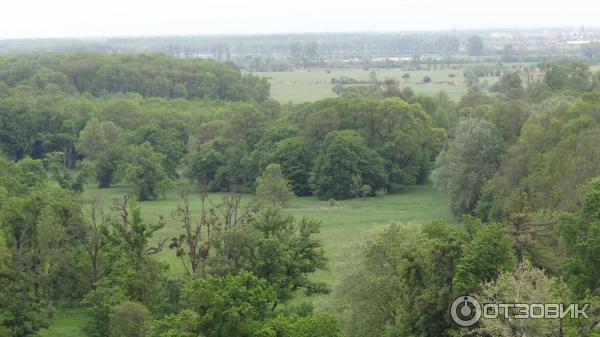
<box><xmin>150</xmin><ymin>273</ymin><xmax>341</xmax><ymax>337</ymax></box>
<box><xmin>44</xmin><ymin>151</ymin><xmax>91</xmax><ymax>192</ymax></box>
<box><xmin>0</xmin><ymin>54</ymin><xmax>270</xmax><ymax>102</ymax></box>
<box><xmin>271</xmin><ymin>136</ymin><xmax>314</xmax><ymax>196</ymax></box>
<box><xmin>108</xmin><ymin>301</ymin><xmax>151</xmax><ymax>337</ymax></box>
<box><xmin>0</xmin><ymin>157</ymin><xmax>85</xmax><ymax>337</ymax></box>
<box><xmin>432</xmin><ymin>118</ymin><xmax>504</xmax><ymax>215</ymax></box>
<box><xmin>454</xmin><ymin>261</ymin><xmax>580</xmax><ymax>337</ymax></box>
<box><xmin>83</xmin><ymin>286</ymin><xmax>128</xmax><ymax>337</ymax></box>
<box><xmin>312</xmin><ymin>130</ymin><xmax>387</xmax><ymax>199</ymax></box>
<box><xmin>77</xmin><ymin>118</ymin><xmax>123</xmax><ymax>160</ymax></box>
<box><xmin>83</xmin><ymin>196</ymin><xmax>170</xmax><ymax>337</ymax></box>
<box><xmin>298</xmin><ymin>95</ymin><xmax>441</xmax><ymax>189</ymax></box>
<box><xmin>209</xmin><ymin>207</ymin><xmax>328</xmax><ymax>301</ymax></box>
<box><xmin>148</xmin><ymin>310</ymin><xmax>198</xmax><ymax>337</ymax></box>
<box><xmin>6</xmin><ymin>49</ymin><xmax>600</xmax><ymax>337</ymax></box>
<box><xmin>255</xmin><ymin>164</ymin><xmax>295</xmax><ymax>206</ymax></box>
<box><xmin>266</xmin><ymin>313</ymin><xmax>343</xmax><ymax>337</ymax></box>
<box><xmin>490</xmin><ymin>72</ymin><xmax>523</xmax><ymax>96</ymax></box>
<box><xmin>542</xmin><ymin>62</ymin><xmax>592</xmax><ymax>92</ymax></box>
<box><xmin>181</xmin><ymin>272</ymin><xmax>275</xmax><ymax>336</ymax></box>
<box><xmin>76</xmin><ymin>118</ymin><xmax>124</xmax><ymax>188</ymax></box>
<box><xmin>127</xmin><ymin>124</ymin><xmax>185</xmax><ymax>180</ymax></box>
<box><xmin>332</xmin><ymin>222</ymin><xmax>465</xmax><ymax>337</ymax></box>
<box><xmin>453</xmin><ymin>224</ymin><xmax>516</xmax><ymax>294</ymax></box>
<box><xmin>481</xmin><ymin>96</ymin><xmax>600</xmax><ymax>217</ymax></box>
<box><xmin>125</xmin><ymin>142</ymin><xmax>173</xmax><ymax>201</ymax></box>
<box><xmin>560</xmin><ymin>177</ymin><xmax>600</xmax><ymax>297</ymax></box>
<box><xmin>184</xmin><ymin>137</ymin><xmax>229</xmax><ymax>190</ymax></box>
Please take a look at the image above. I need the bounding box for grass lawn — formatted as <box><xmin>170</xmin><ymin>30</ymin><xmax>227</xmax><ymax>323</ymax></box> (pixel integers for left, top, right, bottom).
<box><xmin>40</xmin><ymin>181</ymin><xmax>455</xmax><ymax>336</ymax></box>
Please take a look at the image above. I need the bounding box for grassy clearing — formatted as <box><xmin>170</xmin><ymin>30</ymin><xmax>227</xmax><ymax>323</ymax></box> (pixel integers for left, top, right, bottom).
<box><xmin>256</xmin><ymin>67</ymin><xmax>485</xmax><ymax>103</ymax></box>
<box><xmin>36</xmin><ymin>308</ymin><xmax>88</xmax><ymax>337</ymax></box>
<box><xmin>82</xmin><ymin>181</ymin><xmax>455</xmax><ymax>279</ymax></box>
<box><xmin>254</xmin><ymin>62</ymin><xmax>543</xmax><ymax>103</ymax></box>
<box><xmin>41</xmin><ymin>181</ymin><xmax>454</xmax><ymax>336</ymax></box>
<box><xmin>258</xmin><ymin>67</ymin><xmax>471</xmax><ymax>103</ymax></box>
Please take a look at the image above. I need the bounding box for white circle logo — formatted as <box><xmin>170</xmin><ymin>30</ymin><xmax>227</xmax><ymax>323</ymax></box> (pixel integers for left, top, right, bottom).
<box><xmin>451</xmin><ymin>296</ymin><xmax>482</xmax><ymax>327</ymax></box>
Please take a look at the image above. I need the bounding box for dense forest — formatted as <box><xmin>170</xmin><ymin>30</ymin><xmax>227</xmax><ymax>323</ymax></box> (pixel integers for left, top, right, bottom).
<box><xmin>0</xmin><ymin>54</ymin><xmax>270</xmax><ymax>101</ymax></box>
<box><xmin>2</xmin><ymin>52</ymin><xmax>600</xmax><ymax>337</ymax></box>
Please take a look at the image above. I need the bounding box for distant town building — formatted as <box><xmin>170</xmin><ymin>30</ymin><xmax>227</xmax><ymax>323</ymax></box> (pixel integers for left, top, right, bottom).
<box><xmin>557</xmin><ymin>40</ymin><xmax>593</xmax><ymax>49</ymax></box>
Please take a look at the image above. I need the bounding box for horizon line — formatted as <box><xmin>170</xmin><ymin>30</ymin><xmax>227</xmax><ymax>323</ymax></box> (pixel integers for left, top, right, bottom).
<box><xmin>1</xmin><ymin>26</ymin><xmax>598</xmax><ymax>42</ymax></box>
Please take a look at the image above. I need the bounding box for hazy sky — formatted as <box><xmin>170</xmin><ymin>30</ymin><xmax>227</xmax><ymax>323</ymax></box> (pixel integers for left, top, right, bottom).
<box><xmin>1</xmin><ymin>0</ymin><xmax>598</xmax><ymax>39</ymax></box>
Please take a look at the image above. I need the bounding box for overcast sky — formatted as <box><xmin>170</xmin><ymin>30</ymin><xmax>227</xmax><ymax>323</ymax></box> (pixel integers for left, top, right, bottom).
<box><xmin>1</xmin><ymin>0</ymin><xmax>598</xmax><ymax>39</ymax></box>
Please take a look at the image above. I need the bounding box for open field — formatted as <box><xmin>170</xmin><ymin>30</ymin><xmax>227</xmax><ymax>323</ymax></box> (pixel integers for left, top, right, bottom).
<box><xmin>260</xmin><ymin>63</ymin><xmax>600</xmax><ymax>104</ymax></box>
<box><xmin>80</xmin><ymin>180</ymin><xmax>456</xmax><ymax>280</ymax></box>
<box><xmin>37</xmin><ymin>181</ymin><xmax>455</xmax><ymax>336</ymax></box>
<box><xmin>256</xmin><ymin>66</ymin><xmax>509</xmax><ymax>103</ymax></box>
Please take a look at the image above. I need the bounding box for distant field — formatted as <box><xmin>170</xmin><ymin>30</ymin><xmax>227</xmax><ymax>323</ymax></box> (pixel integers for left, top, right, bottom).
<box><xmin>39</xmin><ymin>181</ymin><xmax>455</xmax><ymax>336</ymax></box>
<box><xmin>255</xmin><ymin>65</ymin><xmax>530</xmax><ymax>103</ymax></box>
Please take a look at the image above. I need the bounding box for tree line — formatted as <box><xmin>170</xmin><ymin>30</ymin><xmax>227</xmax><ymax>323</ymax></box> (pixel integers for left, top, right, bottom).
<box><xmin>0</xmin><ymin>54</ymin><xmax>446</xmax><ymax>201</ymax></box>
<box><xmin>422</xmin><ymin>61</ymin><xmax>600</xmax><ymax>336</ymax></box>
<box><xmin>0</xmin><ymin>54</ymin><xmax>270</xmax><ymax>101</ymax></box>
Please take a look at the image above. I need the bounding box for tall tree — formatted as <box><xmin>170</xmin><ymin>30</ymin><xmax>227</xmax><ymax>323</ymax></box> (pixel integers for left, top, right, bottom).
<box><xmin>169</xmin><ymin>191</ymin><xmax>213</xmax><ymax>277</ymax></box>
<box><xmin>432</xmin><ymin>118</ymin><xmax>504</xmax><ymax>215</ymax></box>
<box><xmin>453</xmin><ymin>224</ymin><xmax>516</xmax><ymax>294</ymax></box>
<box><xmin>332</xmin><ymin>222</ymin><xmax>464</xmax><ymax>337</ymax></box>
<box><xmin>454</xmin><ymin>261</ymin><xmax>577</xmax><ymax>337</ymax></box>
<box><xmin>125</xmin><ymin>142</ymin><xmax>172</xmax><ymax>201</ymax></box>
<box><xmin>208</xmin><ymin>207</ymin><xmax>328</xmax><ymax>302</ymax></box>
<box><xmin>76</xmin><ymin>118</ymin><xmax>123</xmax><ymax>160</ymax></box>
<box><xmin>272</xmin><ymin>136</ymin><xmax>314</xmax><ymax>196</ymax></box>
<box><xmin>255</xmin><ymin>164</ymin><xmax>294</xmax><ymax>207</ymax></box>
<box><xmin>77</xmin><ymin>118</ymin><xmax>124</xmax><ymax>188</ymax></box>
<box><xmin>312</xmin><ymin>130</ymin><xmax>387</xmax><ymax>200</ymax></box>
<box><xmin>467</xmin><ymin>35</ymin><xmax>483</xmax><ymax>59</ymax></box>
<box><xmin>560</xmin><ymin>177</ymin><xmax>600</xmax><ymax>297</ymax></box>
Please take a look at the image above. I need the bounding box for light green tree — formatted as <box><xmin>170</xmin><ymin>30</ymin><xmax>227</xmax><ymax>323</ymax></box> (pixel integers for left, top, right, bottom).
<box><xmin>255</xmin><ymin>163</ymin><xmax>294</xmax><ymax>206</ymax></box>
<box><xmin>332</xmin><ymin>221</ymin><xmax>465</xmax><ymax>337</ymax></box>
<box><xmin>467</xmin><ymin>35</ymin><xmax>484</xmax><ymax>59</ymax></box>
<box><xmin>76</xmin><ymin>118</ymin><xmax>123</xmax><ymax>160</ymax></box>
<box><xmin>125</xmin><ymin>142</ymin><xmax>172</xmax><ymax>201</ymax></box>
<box><xmin>431</xmin><ymin>118</ymin><xmax>504</xmax><ymax>215</ymax></box>
<box><xmin>453</xmin><ymin>224</ymin><xmax>516</xmax><ymax>294</ymax></box>
<box><xmin>77</xmin><ymin>118</ymin><xmax>124</xmax><ymax>188</ymax></box>
<box><xmin>108</xmin><ymin>301</ymin><xmax>152</xmax><ymax>337</ymax></box>
<box><xmin>453</xmin><ymin>261</ymin><xmax>587</xmax><ymax>337</ymax></box>
<box><xmin>208</xmin><ymin>207</ymin><xmax>328</xmax><ymax>302</ymax></box>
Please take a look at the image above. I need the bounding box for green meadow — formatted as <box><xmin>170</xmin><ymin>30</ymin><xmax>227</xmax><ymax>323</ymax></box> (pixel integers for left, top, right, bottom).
<box><xmin>258</xmin><ymin>67</ymin><xmax>487</xmax><ymax>103</ymax></box>
<box><xmin>36</xmin><ymin>181</ymin><xmax>455</xmax><ymax>337</ymax></box>
<box><xmin>80</xmin><ymin>180</ymin><xmax>456</xmax><ymax>280</ymax></box>
<box><xmin>255</xmin><ymin>61</ymin><xmax>551</xmax><ymax>103</ymax></box>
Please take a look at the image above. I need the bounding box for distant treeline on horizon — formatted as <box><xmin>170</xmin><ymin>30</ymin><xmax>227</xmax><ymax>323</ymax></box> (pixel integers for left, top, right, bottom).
<box><xmin>2</xmin><ymin>29</ymin><xmax>600</xmax><ymax>71</ymax></box>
